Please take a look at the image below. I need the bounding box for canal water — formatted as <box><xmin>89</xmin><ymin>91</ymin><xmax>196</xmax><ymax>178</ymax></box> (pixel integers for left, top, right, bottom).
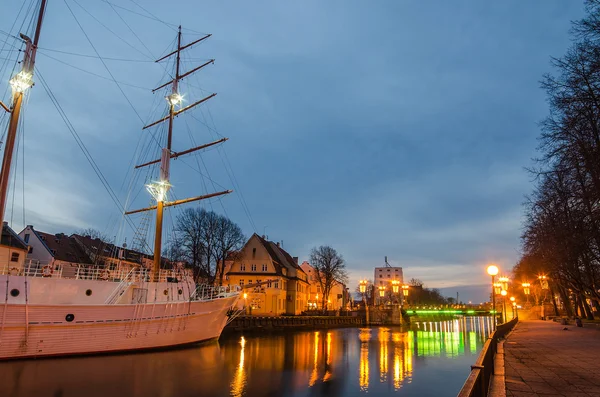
<box><xmin>0</xmin><ymin>316</ymin><xmax>493</xmax><ymax>397</ymax></box>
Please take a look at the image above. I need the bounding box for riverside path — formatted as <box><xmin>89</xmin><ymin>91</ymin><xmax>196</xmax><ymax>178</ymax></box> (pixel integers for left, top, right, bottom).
<box><xmin>503</xmin><ymin>320</ymin><xmax>600</xmax><ymax>396</ymax></box>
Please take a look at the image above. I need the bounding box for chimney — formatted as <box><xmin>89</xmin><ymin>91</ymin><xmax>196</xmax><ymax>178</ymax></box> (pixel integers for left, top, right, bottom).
<box><xmin>276</xmin><ymin>242</ymin><xmax>280</xmax><ymax>248</ymax></box>
<box><xmin>261</xmin><ymin>235</ymin><xmax>266</xmax><ymax>239</ymax></box>
<box><xmin>293</xmin><ymin>257</ymin><xmax>298</xmax><ymax>265</ymax></box>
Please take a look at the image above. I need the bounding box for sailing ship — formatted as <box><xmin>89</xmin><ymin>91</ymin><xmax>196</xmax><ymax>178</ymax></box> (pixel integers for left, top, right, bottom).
<box><xmin>0</xmin><ymin>1</ymin><xmax>241</xmax><ymax>359</ymax></box>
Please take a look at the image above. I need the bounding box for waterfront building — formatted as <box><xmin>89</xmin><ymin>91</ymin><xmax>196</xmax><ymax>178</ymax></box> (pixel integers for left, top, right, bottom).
<box><xmin>374</xmin><ymin>263</ymin><xmax>404</xmax><ymax>305</ymax></box>
<box><xmin>300</xmin><ymin>261</ymin><xmax>347</xmax><ymax>311</ymax></box>
<box><xmin>0</xmin><ymin>222</ymin><xmax>28</xmax><ymax>273</ymax></box>
<box><xmin>222</xmin><ymin>233</ymin><xmax>309</xmax><ymax>315</ymax></box>
<box><xmin>18</xmin><ymin>226</ymin><xmax>93</xmax><ymax>277</ymax></box>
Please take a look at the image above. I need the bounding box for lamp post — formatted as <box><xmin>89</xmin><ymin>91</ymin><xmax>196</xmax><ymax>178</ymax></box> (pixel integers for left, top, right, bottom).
<box><xmin>378</xmin><ymin>286</ymin><xmax>385</xmax><ymax>306</ymax></box>
<box><xmin>392</xmin><ymin>280</ymin><xmax>399</xmax><ymax>304</ymax></box>
<box><xmin>499</xmin><ymin>276</ymin><xmax>509</xmax><ymax>292</ymax></box>
<box><xmin>243</xmin><ymin>292</ymin><xmax>248</xmax><ymax>315</ymax></box>
<box><xmin>538</xmin><ymin>275</ymin><xmax>548</xmax><ymax>320</ymax></box>
<box><xmin>487</xmin><ymin>265</ymin><xmax>499</xmax><ymax>328</ymax></box>
<box><xmin>359</xmin><ymin>279</ymin><xmax>369</xmax><ymax>324</ymax></box>
<box><xmin>510</xmin><ymin>296</ymin><xmax>516</xmax><ymax>319</ymax></box>
<box><xmin>522</xmin><ymin>282</ymin><xmax>530</xmax><ymax>304</ymax></box>
<box><xmin>500</xmin><ymin>290</ymin><xmax>507</xmax><ymax>323</ymax></box>
<box><xmin>402</xmin><ymin>284</ymin><xmax>409</xmax><ymax>307</ymax></box>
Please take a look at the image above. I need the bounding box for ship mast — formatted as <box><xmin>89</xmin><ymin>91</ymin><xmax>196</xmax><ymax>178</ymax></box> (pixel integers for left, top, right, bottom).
<box><xmin>126</xmin><ymin>27</ymin><xmax>231</xmax><ymax>282</ymax></box>
<box><xmin>0</xmin><ymin>0</ymin><xmax>47</xmax><ymax>223</ymax></box>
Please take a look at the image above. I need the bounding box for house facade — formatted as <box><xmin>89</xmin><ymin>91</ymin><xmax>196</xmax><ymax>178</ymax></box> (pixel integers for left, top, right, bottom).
<box><xmin>0</xmin><ymin>222</ymin><xmax>28</xmax><ymax>274</ymax></box>
<box><xmin>223</xmin><ymin>234</ymin><xmax>309</xmax><ymax>315</ymax></box>
<box><xmin>300</xmin><ymin>261</ymin><xmax>347</xmax><ymax>311</ymax></box>
<box><xmin>18</xmin><ymin>226</ymin><xmax>93</xmax><ymax>277</ymax></box>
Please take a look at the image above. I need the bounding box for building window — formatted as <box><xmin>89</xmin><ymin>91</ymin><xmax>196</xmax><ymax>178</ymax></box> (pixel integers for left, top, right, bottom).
<box><xmin>387</xmin><ymin>269</ymin><xmax>390</xmax><ymax>272</ymax></box>
<box><xmin>317</xmin><ymin>286</ymin><xmax>321</xmax><ymax>293</ymax></box>
<box><xmin>240</xmin><ymin>264</ymin><xmax>246</xmax><ymax>271</ymax></box>
<box><xmin>28</xmin><ymin>246</ymin><xmax>33</xmax><ymax>254</ymax></box>
<box><xmin>262</xmin><ymin>264</ymin><xmax>267</xmax><ymax>272</ymax></box>
<box><xmin>240</xmin><ymin>280</ymin><xmax>244</xmax><ymax>286</ymax></box>
<box><xmin>274</xmin><ymin>280</ymin><xmax>279</xmax><ymax>289</ymax></box>
<box><xmin>10</xmin><ymin>252</ymin><xmax>19</xmax><ymax>262</ymax></box>
<box><xmin>24</xmin><ymin>234</ymin><xmax>30</xmax><ymax>243</ymax></box>
<box><xmin>387</xmin><ymin>274</ymin><xmax>390</xmax><ymax>278</ymax></box>
<box><xmin>257</xmin><ymin>279</ymin><xmax>261</xmax><ymax>286</ymax></box>
<box><xmin>379</xmin><ymin>269</ymin><xmax>382</xmax><ymax>272</ymax></box>
<box><xmin>268</xmin><ymin>281</ymin><xmax>272</xmax><ymax>288</ymax></box>
<box><xmin>379</xmin><ymin>274</ymin><xmax>383</xmax><ymax>278</ymax></box>
<box><xmin>251</xmin><ymin>264</ymin><xmax>257</xmax><ymax>272</ymax></box>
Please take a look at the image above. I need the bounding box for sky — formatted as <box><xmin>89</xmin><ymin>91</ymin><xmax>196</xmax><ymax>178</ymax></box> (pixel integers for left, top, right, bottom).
<box><xmin>0</xmin><ymin>1</ymin><xmax>587</xmax><ymax>303</ymax></box>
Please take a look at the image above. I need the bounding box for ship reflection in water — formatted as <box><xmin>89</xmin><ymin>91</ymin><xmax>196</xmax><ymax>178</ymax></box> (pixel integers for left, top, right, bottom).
<box><xmin>0</xmin><ymin>316</ymin><xmax>493</xmax><ymax>397</ymax></box>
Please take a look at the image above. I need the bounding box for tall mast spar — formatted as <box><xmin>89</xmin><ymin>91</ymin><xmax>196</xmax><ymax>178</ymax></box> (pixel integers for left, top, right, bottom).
<box><xmin>152</xmin><ymin>26</ymin><xmax>183</xmax><ymax>282</ymax></box>
<box><xmin>127</xmin><ymin>28</ymin><xmax>231</xmax><ymax>281</ymax></box>
<box><xmin>0</xmin><ymin>0</ymin><xmax>48</xmax><ymax>222</ymax></box>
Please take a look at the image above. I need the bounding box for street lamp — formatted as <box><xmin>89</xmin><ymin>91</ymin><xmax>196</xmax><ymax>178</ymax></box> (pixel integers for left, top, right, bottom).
<box><xmin>500</xmin><ymin>290</ymin><xmax>507</xmax><ymax>323</ymax></box>
<box><xmin>359</xmin><ymin>280</ymin><xmax>367</xmax><ymax>294</ymax></box>
<box><xmin>522</xmin><ymin>282</ymin><xmax>530</xmax><ymax>303</ymax></box>
<box><xmin>392</xmin><ymin>280</ymin><xmax>399</xmax><ymax>294</ymax></box>
<box><xmin>499</xmin><ymin>276</ymin><xmax>509</xmax><ymax>291</ymax></box>
<box><xmin>510</xmin><ymin>296</ymin><xmax>516</xmax><ymax>319</ymax></box>
<box><xmin>538</xmin><ymin>275</ymin><xmax>548</xmax><ymax>319</ymax></box>
<box><xmin>243</xmin><ymin>292</ymin><xmax>248</xmax><ymax>315</ymax></box>
<box><xmin>487</xmin><ymin>265</ymin><xmax>499</xmax><ymax>328</ymax></box>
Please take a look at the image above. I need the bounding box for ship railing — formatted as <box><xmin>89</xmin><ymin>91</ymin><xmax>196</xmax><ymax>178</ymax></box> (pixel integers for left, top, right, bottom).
<box><xmin>0</xmin><ymin>261</ymin><xmax>193</xmax><ymax>283</ymax></box>
<box><xmin>191</xmin><ymin>284</ymin><xmax>241</xmax><ymax>302</ymax></box>
<box><xmin>0</xmin><ymin>259</ymin><xmax>62</xmax><ymax>278</ymax></box>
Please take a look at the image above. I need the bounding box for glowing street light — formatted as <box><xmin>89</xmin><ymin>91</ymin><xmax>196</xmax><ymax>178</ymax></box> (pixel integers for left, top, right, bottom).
<box><xmin>499</xmin><ymin>276</ymin><xmax>509</xmax><ymax>291</ymax></box>
<box><xmin>392</xmin><ymin>280</ymin><xmax>399</xmax><ymax>294</ymax></box>
<box><xmin>359</xmin><ymin>280</ymin><xmax>367</xmax><ymax>294</ymax></box>
<box><xmin>487</xmin><ymin>265</ymin><xmax>499</xmax><ymax>329</ymax></box>
<box><xmin>401</xmin><ymin>285</ymin><xmax>409</xmax><ymax>297</ymax></box>
<box><xmin>522</xmin><ymin>282</ymin><xmax>531</xmax><ymax>303</ymax></box>
<box><xmin>500</xmin><ymin>290</ymin><xmax>507</xmax><ymax>323</ymax></box>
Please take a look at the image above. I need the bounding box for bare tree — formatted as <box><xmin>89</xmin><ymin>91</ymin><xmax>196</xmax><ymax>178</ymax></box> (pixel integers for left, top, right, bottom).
<box><xmin>213</xmin><ymin>216</ymin><xmax>245</xmax><ymax>286</ymax></box>
<box><xmin>173</xmin><ymin>208</ymin><xmax>244</xmax><ymax>284</ymax></box>
<box><xmin>76</xmin><ymin>228</ymin><xmax>111</xmax><ymax>242</ymax></box>
<box><xmin>309</xmin><ymin>246</ymin><xmax>348</xmax><ymax>311</ymax></box>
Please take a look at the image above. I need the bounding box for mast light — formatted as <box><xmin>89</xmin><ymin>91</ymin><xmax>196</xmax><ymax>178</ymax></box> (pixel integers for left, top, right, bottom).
<box><xmin>146</xmin><ymin>180</ymin><xmax>171</xmax><ymax>202</ymax></box>
<box><xmin>9</xmin><ymin>71</ymin><xmax>33</xmax><ymax>94</ymax></box>
<box><xmin>166</xmin><ymin>93</ymin><xmax>183</xmax><ymax>106</ymax></box>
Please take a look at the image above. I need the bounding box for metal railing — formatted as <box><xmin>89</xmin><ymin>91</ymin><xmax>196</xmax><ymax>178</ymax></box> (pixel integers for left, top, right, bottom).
<box><xmin>457</xmin><ymin>317</ymin><xmax>518</xmax><ymax>397</ymax></box>
<box><xmin>190</xmin><ymin>284</ymin><xmax>240</xmax><ymax>302</ymax></box>
<box><xmin>0</xmin><ymin>262</ymin><xmax>192</xmax><ymax>283</ymax></box>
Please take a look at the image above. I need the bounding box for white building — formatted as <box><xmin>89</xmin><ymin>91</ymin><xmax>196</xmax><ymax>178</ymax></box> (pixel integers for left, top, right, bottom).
<box><xmin>374</xmin><ymin>264</ymin><xmax>404</xmax><ymax>305</ymax></box>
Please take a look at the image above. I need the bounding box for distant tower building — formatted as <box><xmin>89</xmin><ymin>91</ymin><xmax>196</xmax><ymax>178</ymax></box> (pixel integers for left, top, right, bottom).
<box><xmin>374</xmin><ymin>256</ymin><xmax>404</xmax><ymax>305</ymax></box>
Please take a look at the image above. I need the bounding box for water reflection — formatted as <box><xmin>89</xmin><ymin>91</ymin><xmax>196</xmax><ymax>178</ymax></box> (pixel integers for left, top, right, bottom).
<box><xmin>0</xmin><ymin>316</ymin><xmax>493</xmax><ymax>397</ymax></box>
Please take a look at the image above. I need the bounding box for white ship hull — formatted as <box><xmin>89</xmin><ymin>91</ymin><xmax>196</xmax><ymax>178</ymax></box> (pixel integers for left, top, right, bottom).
<box><xmin>0</xmin><ymin>273</ymin><xmax>241</xmax><ymax>360</ymax></box>
<box><xmin>0</xmin><ymin>297</ymin><xmax>238</xmax><ymax>359</ymax></box>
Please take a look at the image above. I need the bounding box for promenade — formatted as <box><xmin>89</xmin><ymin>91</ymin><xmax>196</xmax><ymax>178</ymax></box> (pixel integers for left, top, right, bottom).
<box><xmin>503</xmin><ymin>320</ymin><xmax>600</xmax><ymax>396</ymax></box>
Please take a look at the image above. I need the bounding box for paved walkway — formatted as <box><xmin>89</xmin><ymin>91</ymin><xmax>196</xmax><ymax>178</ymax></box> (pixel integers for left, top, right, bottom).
<box><xmin>504</xmin><ymin>320</ymin><xmax>600</xmax><ymax>396</ymax></box>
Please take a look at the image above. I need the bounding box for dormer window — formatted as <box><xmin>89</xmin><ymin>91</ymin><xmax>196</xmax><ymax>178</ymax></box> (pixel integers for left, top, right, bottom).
<box><xmin>262</xmin><ymin>264</ymin><xmax>267</xmax><ymax>272</ymax></box>
<box><xmin>10</xmin><ymin>252</ymin><xmax>19</xmax><ymax>262</ymax></box>
<box><xmin>251</xmin><ymin>264</ymin><xmax>257</xmax><ymax>272</ymax></box>
<box><xmin>240</xmin><ymin>264</ymin><xmax>246</xmax><ymax>271</ymax></box>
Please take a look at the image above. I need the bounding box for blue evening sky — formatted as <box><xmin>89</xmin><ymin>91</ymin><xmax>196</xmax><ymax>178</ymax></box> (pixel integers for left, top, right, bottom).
<box><xmin>0</xmin><ymin>1</ymin><xmax>585</xmax><ymax>302</ymax></box>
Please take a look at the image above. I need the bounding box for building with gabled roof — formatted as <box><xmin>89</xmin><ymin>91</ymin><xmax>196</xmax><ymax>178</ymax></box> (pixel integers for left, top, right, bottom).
<box><xmin>18</xmin><ymin>225</ymin><xmax>93</xmax><ymax>277</ymax></box>
<box><xmin>0</xmin><ymin>222</ymin><xmax>28</xmax><ymax>274</ymax></box>
<box><xmin>222</xmin><ymin>233</ymin><xmax>309</xmax><ymax>315</ymax></box>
